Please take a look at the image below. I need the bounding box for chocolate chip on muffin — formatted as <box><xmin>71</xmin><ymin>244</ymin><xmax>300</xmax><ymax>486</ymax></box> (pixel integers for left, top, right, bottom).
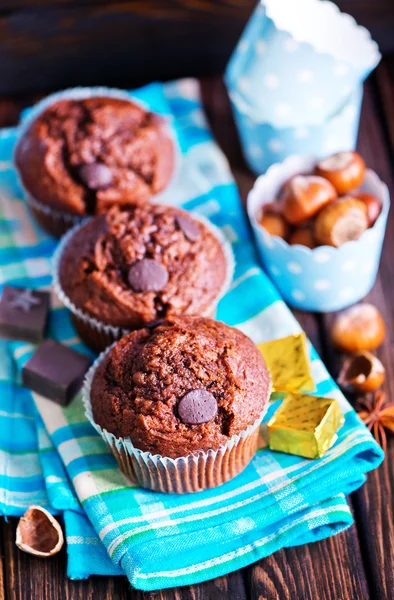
<box><xmin>127</xmin><ymin>259</ymin><xmax>169</xmax><ymax>293</ymax></box>
<box><xmin>15</xmin><ymin>96</ymin><xmax>175</xmax><ymax>217</ymax></box>
<box><xmin>175</xmin><ymin>215</ymin><xmax>201</xmax><ymax>242</ymax></box>
<box><xmin>79</xmin><ymin>163</ymin><xmax>113</xmax><ymax>191</ymax></box>
<box><xmin>178</xmin><ymin>389</ymin><xmax>218</xmax><ymax>425</ymax></box>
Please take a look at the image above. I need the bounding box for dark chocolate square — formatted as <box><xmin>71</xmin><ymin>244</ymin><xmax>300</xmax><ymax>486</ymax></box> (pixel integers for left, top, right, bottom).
<box><xmin>22</xmin><ymin>339</ymin><xmax>92</xmax><ymax>406</ymax></box>
<box><xmin>0</xmin><ymin>286</ymin><xmax>50</xmax><ymax>343</ymax></box>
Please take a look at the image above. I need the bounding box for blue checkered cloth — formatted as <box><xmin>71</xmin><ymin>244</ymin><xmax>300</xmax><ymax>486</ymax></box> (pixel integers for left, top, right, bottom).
<box><xmin>0</xmin><ymin>79</ymin><xmax>383</xmax><ymax>591</ymax></box>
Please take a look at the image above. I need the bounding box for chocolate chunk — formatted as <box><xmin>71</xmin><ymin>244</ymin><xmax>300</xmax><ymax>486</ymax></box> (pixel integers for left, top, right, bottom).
<box><xmin>79</xmin><ymin>163</ymin><xmax>113</xmax><ymax>190</ymax></box>
<box><xmin>22</xmin><ymin>339</ymin><xmax>91</xmax><ymax>406</ymax></box>
<box><xmin>178</xmin><ymin>389</ymin><xmax>218</xmax><ymax>424</ymax></box>
<box><xmin>176</xmin><ymin>215</ymin><xmax>201</xmax><ymax>242</ymax></box>
<box><xmin>0</xmin><ymin>286</ymin><xmax>50</xmax><ymax>343</ymax></box>
<box><xmin>128</xmin><ymin>259</ymin><xmax>169</xmax><ymax>293</ymax></box>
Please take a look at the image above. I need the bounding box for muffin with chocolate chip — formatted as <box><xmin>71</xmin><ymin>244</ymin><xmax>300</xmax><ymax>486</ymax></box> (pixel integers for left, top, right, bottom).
<box><xmin>86</xmin><ymin>316</ymin><xmax>271</xmax><ymax>492</ymax></box>
<box><xmin>15</xmin><ymin>92</ymin><xmax>175</xmax><ymax>236</ymax></box>
<box><xmin>54</xmin><ymin>203</ymin><xmax>233</xmax><ymax>351</ymax></box>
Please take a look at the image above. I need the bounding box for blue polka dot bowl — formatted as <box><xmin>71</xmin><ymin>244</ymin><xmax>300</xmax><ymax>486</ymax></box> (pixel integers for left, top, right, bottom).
<box><xmin>247</xmin><ymin>155</ymin><xmax>390</xmax><ymax>312</ymax></box>
<box><xmin>229</xmin><ymin>86</ymin><xmax>362</xmax><ymax>176</ymax></box>
<box><xmin>225</xmin><ymin>0</ymin><xmax>380</xmax><ymax>128</ymax></box>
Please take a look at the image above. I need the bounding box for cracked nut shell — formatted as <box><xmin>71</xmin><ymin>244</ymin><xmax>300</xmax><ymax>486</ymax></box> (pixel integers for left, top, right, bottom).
<box><xmin>338</xmin><ymin>351</ymin><xmax>385</xmax><ymax>393</ymax></box>
<box><xmin>331</xmin><ymin>303</ymin><xmax>386</xmax><ymax>352</ymax></box>
<box><xmin>314</xmin><ymin>196</ymin><xmax>368</xmax><ymax>247</ymax></box>
<box><xmin>316</xmin><ymin>151</ymin><xmax>366</xmax><ymax>194</ymax></box>
<box><xmin>259</xmin><ymin>212</ymin><xmax>289</xmax><ymax>239</ymax></box>
<box><xmin>16</xmin><ymin>506</ymin><xmax>64</xmax><ymax>557</ymax></box>
<box><xmin>281</xmin><ymin>175</ymin><xmax>337</xmax><ymax>225</ymax></box>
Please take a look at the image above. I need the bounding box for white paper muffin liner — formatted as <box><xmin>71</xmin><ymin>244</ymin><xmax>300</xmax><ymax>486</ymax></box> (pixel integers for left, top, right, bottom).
<box><xmin>225</xmin><ymin>0</ymin><xmax>380</xmax><ymax>128</ymax></box>
<box><xmin>53</xmin><ymin>211</ymin><xmax>235</xmax><ymax>352</ymax></box>
<box><xmin>26</xmin><ymin>194</ymin><xmax>83</xmax><ymax>238</ymax></box>
<box><xmin>82</xmin><ymin>343</ymin><xmax>271</xmax><ymax>493</ymax></box>
<box><xmin>13</xmin><ymin>86</ymin><xmax>181</xmax><ymax>237</ymax></box>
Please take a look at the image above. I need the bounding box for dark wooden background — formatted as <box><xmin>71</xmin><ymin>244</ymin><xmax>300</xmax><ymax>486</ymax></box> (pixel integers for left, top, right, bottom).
<box><xmin>0</xmin><ymin>0</ymin><xmax>393</xmax><ymax>95</ymax></box>
<box><xmin>0</xmin><ymin>63</ymin><xmax>393</xmax><ymax>600</ymax></box>
<box><xmin>0</xmin><ymin>1</ymin><xmax>394</xmax><ymax>599</ymax></box>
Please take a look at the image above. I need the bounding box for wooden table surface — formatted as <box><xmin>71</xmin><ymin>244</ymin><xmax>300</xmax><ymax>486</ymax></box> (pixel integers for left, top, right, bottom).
<box><xmin>0</xmin><ymin>58</ymin><xmax>393</xmax><ymax>600</ymax></box>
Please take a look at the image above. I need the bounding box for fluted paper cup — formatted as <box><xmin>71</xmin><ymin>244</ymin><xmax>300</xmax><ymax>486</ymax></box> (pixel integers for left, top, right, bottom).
<box><xmin>14</xmin><ymin>86</ymin><xmax>181</xmax><ymax>237</ymax></box>
<box><xmin>230</xmin><ymin>86</ymin><xmax>362</xmax><ymax>175</ymax></box>
<box><xmin>247</xmin><ymin>155</ymin><xmax>390</xmax><ymax>312</ymax></box>
<box><xmin>53</xmin><ymin>213</ymin><xmax>235</xmax><ymax>352</ymax></box>
<box><xmin>226</xmin><ymin>0</ymin><xmax>380</xmax><ymax>127</ymax></box>
<box><xmin>82</xmin><ymin>345</ymin><xmax>270</xmax><ymax>493</ymax></box>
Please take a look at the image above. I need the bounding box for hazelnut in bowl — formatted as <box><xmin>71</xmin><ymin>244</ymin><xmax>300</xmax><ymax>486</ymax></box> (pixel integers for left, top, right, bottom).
<box><xmin>247</xmin><ymin>152</ymin><xmax>390</xmax><ymax>312</ymax></box>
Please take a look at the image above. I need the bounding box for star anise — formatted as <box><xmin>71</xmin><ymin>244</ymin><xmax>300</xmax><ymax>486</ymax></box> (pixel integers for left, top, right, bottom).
<box><xmin>357</xmin><ymin>391</ymin><xmax>394</xmax><ymax>453</ymax></box>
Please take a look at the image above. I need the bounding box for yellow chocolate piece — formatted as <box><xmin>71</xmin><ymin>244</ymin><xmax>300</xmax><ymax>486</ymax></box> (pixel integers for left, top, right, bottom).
<box><xmin>258</xmin><ymin>333</ymin><xmax>315</xmax><ymax>394</ymax></box>
<box><xmin>268</xmin><ymin>393</ymin><xmax>344</xmax><ymax>459</ymax></box>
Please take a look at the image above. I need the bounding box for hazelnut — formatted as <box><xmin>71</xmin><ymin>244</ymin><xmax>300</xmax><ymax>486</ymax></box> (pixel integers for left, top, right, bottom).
<box><xmin>16</xmin><ymin>506</ymin><xmax>64</xmax><ymax>557</ymax></box>
<box><xmin>351</xmin><ymin>191</ymin><xmax>382</xmax><ymax>227</ymax></box>
<box><xmin>331</xmin><ymin>303</ymin><xmax>386</xmax><ymax>352</ymax></box>
<box><xmin>289</xmin><ymin>226</ymin><xmax>315</xmax><ymax>249</ymax></box>
<box><xmin>259</xmin><ymin>212</ymin><xmax>289</xmax><ymax>239</ymax></box>
<box><xmin>338</xmin><ymin>351</ymin><xmax>385</xmax><ymax>393</ymax></box>
<box><xmin>314</xmin><ymin>196</ymin><xmax>368</xmax><ymax>247</ymax></box>
<box><xmin>263</xmin><ymin>201</ymin><xmax>284</xmax><ymax>216</ymax></box>
<box><xmin>281</xmin><ymin>175</ymin><xmax>337</xmax><ymax>225</ymax></box>
<box><xmin>316</xmin><ymin>151</ymin><xmax>366</xmax><ymax>194</ymax></box>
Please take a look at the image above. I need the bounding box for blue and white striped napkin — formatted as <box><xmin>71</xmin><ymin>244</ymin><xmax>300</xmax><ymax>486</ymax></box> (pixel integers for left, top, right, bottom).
<box><xmin>0</xmin><ymin>79</ymin><xmax>383</xmax><ymax>591</ymax></box>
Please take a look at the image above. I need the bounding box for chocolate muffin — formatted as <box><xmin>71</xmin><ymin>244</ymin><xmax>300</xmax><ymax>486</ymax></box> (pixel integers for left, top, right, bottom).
<box><xmin>56</xmin><ymin>204</ymin><xmax>232</xmax><ymax>351</ymax></box>
<box><xmin>87</xmin><ymin>317</ymin><xmax>271</xmax><ymax>491</ymax></box>
<box><xmin>15</xmin><ymin>94</ymin><xmax>175</xmax><ymax>234</ymax></box>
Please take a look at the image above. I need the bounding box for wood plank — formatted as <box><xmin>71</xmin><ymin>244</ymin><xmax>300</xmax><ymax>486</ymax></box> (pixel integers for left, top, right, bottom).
<box><xmin>0</xmin><ymin>522</ymin><xmax>6</xmax><ymax>600</ymax></box>
<box><xmin>1</xmin><ymin>518</ymin><xmax>247</xmax><ymax>600</ymax></box>
<box><xmin>375</xmin><ymin>57</ymin><xmax>394</xmax><ymax>172</ymax></box>
<box><xmin>0</xmin><ymin>0</ymin><xmax>392</xmax><ymax>55</ymax></box>
<box><xmin>0</xmin><ymin>0</ymin><xmax>393</xmax><ymax>96</ymax></box>
<box><xmin>144</xmin><ymin>573</ymin><xmax>247</xmax><ymax>600</ymax></box>
<box><xmin>0</xmin><ymin>1</ymin><xmax>254</xmax><ymax>95</ymax></box>
<box><xmin>350</xmin><ymin>70</ymin><xmax>394</xmax><ymax>600</ymax></box>
<box><xmin>0</xmin><ymin>0</ymin><xmax>250</xmax><ymax>9</ymax></box>
<box><xmin>0</xmin><ymin>72</ymin><xmax>389</xmax><ymax>599</ymax></box>
<box><xmin>1</xmin><ymin>518</ymin><xmax>136</xmax><ymax>600</ymax></box>
<box><xmin>244</xmin><ymin>531</ymin><xmax>369</xmax><ymax>600</ymax></box>
<box><xmin>317</xmin><ymin>71</ymin><xmax>394</xmax><ymax>600</ymax></box>
<box><xmin>201</xmin><ymin>74</ymin><xmax>371</xmax><ymax>600</ymax></box>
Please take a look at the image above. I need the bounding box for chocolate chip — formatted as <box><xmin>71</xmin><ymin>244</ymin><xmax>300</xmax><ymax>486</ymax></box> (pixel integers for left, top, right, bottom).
<box><xmin>145</xmin><ymin>318</ymin><xmax>166</xmax><ymax>329</ymax></box>
<box><xmin>176</xmin><ymin>215</ymin><xmax>201</xmax><ymax>242</ymax></box>
<box><xmin>79</xmin><ymin>163</ymin><xmax>113</xmax><ymax>190</ymax></box>
<box><xmin>128</xmin><ymin>259</ymin><xmax>169</xmax><ymax>293</ymax></box>
<box><xmin>178</xmin><ymin>389</ymin><xmax>218</xmax><ymax>424</ymax></box>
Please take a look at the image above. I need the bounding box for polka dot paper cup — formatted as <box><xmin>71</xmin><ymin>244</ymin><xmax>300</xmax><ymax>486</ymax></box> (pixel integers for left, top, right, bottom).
<box><xmin>229</xmin><ymin>85</ymin><xmax>362</xmax><ymax>176</ymax></box>
<box><xmin>225</xmin><ymin>0</ymin><xmax>380</xmax><ymax>128</ymax></box>
<box><xmin>247</xmin><ymin>155</ymin><xmax>390</xmax><ymax>312</ymax></box>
